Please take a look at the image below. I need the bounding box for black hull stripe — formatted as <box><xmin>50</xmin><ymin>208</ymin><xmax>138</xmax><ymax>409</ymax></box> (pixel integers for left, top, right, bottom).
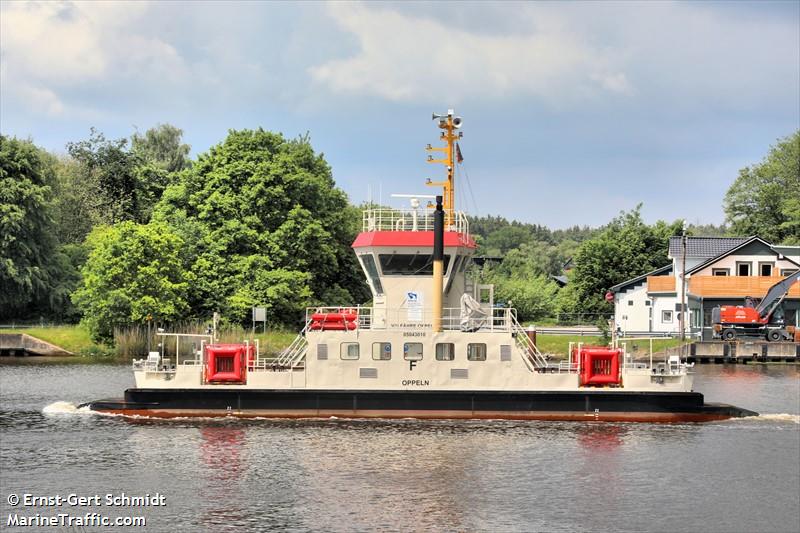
<box><xmin>81</xmin><ymin>388</ymin><xmax>757</xmax><ymax>421</ymax></box>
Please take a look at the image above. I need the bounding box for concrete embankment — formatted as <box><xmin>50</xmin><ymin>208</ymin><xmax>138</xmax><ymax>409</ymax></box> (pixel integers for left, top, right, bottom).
<box><xmin>0</xmin><ymin>333</ymin><xmax>73</xmax><ymax>356</ymax></box>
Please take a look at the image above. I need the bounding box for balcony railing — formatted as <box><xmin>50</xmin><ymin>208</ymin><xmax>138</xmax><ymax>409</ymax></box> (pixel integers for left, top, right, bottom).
<box><xmin>688</xmin><ymin>275</ymin><xmax>800</xmax><ymax>298</ymax></box>
<box><xmin>647</xmin><ymin>276</ymin><xmax>677</xmax><ymax>293</ymax></box>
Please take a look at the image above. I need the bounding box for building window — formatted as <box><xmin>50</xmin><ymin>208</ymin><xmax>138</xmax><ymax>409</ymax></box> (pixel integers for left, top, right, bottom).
<box><xmin>662</xmin><ymin>310</ymin><xmax>673</xmax><ymax>323</ymax></box>
<box><xmin>736</xmin><ymin>262</ymin><xmax>751</xmax><ymax>276</ymax></box>
<box><xmin>781</xmin><ymin>269</ymin><xmax>798</xmax><ymax>276</ymax></box>
<box><xmin>467</xmin><ymin>343</ymin><xmax>487</xmax><ymax>361</ymax></box>
<box><xmin>340</xmin><ymin>343</ymin><xmax>360</xmax><ymax>360</ymax></box>
<box><xmin>712</xmin><ymin>268</ymin><xmax>729</xmax><ymax>276</ymax></box>
<box><xmin>759</xmin><ymin>262</ymin><xmax>774</xmax><ymax>276</ymax></box>
<box><xmin>627</xmin><ymin>300</ymin><xmax>634</xmax><ymax>306</ymax></box>
<box><xmin>435</xmin><ymin>343</ymin><xmax>455</xmax><ymax>361</ymax></box>
<box><xmin>403</xmin><ymin>343</ymin><xmax>423</xmax><ymax>361</ymax></box>
<box><xmin>645</xmin><ymin>300</ymin><xmax>651</xmax><ymax>306</ymax></box>
<box><xmin>372</xmin><ymin>342</ymin><xmax>391</xmax><ymax>361</ymax></box>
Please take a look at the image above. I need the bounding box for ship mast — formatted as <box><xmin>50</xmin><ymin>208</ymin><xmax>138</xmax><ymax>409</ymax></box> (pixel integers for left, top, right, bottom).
<box><xmin>426</xmin><ymin>109</ymin><xmax>462</xmax><ymax>227</ymax></box>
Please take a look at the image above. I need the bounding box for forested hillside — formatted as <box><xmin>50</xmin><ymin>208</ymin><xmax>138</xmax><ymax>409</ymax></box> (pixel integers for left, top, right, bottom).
<box><xmin>1</xmin><ymin>126</ymin><xmax>797</xmax><ymax>342</ymax></box>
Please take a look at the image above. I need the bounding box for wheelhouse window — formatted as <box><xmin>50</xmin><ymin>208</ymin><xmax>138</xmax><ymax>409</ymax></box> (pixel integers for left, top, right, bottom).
<box><xmin>736</xmin><ymin>262</ymin><xmax>751</xmax><ymax>276</ymax></box>
<box><xmin>435</xmin><ymin>343</ymin><xmax>455</xmax><ymax>361</ymax></box>
<box><xmin>340</xmin><ymin>343</ymin><xmax>360</xmax><ymax>360</ymax></box>
<box><xmin>712</xmin><ymin>268</ymin><xmax>729</xmax><ymax>276</ymax></box>
<box><xmin>372</xmin><ymin>342</ymin><xmax>391</xmax><ymax>361</ymax></box>
<box><xmin>467</xmin><ymin>343</ymin><xmax>487</xmax><ymax>361</ymax></box>
<box><xmin>379</xmin><ymin>254</ymin><xmax>451</xmax><ymax>276</ymax></box>
<box><xmin>403</xmin><ymin>343</ymin><xmax>423</xmax><ymax>361</ymax></box>
<box><xmin>360</xmin><ymin>254</ymin><xmax>384</xmax><ymax>294</ymax></box>
<box><xmin>759</xmin><ymin>262</ymin><xmax>774</xmax><ymax>276</ymax></box>
<box><xmin>662</xmin><ymin>310</ymin><xmax>673</xmax><ymax>323</ymax></box>
<box><xmin>444</xmin><ymin>255</ymin><xmax>464</xmax><ymax>293</ymax></box>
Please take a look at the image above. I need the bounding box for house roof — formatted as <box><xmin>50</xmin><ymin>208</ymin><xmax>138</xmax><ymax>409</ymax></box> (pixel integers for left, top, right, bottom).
<box><xmin>610</xmin><ymin>264</ymin><xmax>673</xmax><ymax>293</ymax></box>
<box><xmin>668</xmin><ymin>236</ymin><xmax>749</xmax><ymax>259</ymax></box>
<box><xmin>773</xmin><ymin>245</ymin><xmax>800</xmax><ymax>259</ymax></box>
<box><xmin>685</xmin><ymin>236</ymin><xmax>800</xmax><ymax>275</ymax></box>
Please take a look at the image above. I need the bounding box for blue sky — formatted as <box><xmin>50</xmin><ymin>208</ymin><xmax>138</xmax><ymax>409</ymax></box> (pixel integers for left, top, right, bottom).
<box><xmin>2</xmin><ymin>1</ymin><xmax>798</xmax><ymax>228</ymax></box>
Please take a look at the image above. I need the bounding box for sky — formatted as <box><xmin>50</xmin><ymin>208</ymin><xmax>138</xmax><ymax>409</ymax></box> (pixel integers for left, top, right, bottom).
<box><xmin>1</xmin><ymin>1</ymin><xmax>798</xmax><ymax>229</ymax></box>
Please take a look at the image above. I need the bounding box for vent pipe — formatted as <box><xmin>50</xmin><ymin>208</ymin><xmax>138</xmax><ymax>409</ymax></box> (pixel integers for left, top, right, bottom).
<box><xmin>432</xmin><ymin>195</ymin><xmax>444</xmax><ymax>332</ymax></box>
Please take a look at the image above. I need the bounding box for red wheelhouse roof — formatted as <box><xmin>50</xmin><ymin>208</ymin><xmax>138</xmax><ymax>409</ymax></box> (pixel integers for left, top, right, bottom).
<box><xmin>352</xmin><ymin>231</ymin><xmax>477</xmax><ymax>249</ymax></box>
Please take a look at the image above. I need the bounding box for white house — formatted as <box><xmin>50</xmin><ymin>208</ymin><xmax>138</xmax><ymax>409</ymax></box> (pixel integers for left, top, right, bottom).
<box><xmin>611</xmin><ymin>236</ymin><xmax>800</xmax><ymax>339</ymax></box>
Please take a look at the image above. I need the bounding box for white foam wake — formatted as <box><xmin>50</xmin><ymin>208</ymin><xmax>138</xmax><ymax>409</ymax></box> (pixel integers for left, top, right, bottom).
<box><xmin>743</xmin><ymin>413</ymin><xmax>800</xmax><ymax>424</ymax></box>
<box><xmin>42</xmin><ymin>401</ymin><xmax>93</xmax><ymax>415</ymax></box>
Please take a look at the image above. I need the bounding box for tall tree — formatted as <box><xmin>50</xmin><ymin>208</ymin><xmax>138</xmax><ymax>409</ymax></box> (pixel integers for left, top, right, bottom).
<box><xmin>72</xmin><ymin>222</ymin><xmax>191</xmax><ymax>342</ymax></box>
<box><xmin>0</xmin><ymin>136</ymin><xmax>59</xmax><ymax>317</ymax></box>
<box><xmin>562</xmin><ymin>206</ymin><xmax>680</xmax><ymax>317</ymax></box>
<box><xmin>67</xmin><ymin>128</ymin><xmax>143</xmax><ymax>224</ymax></box>
<box><xmin>153</xmin><ymin>128</ymin><xmax>369</xmax><ymax>325</ymax></box>
<box><xmin>724</xmin><ymin>131</ymin><xmax>800</xmax><ymax>244</ymax></box>
<box><xmin>131</xmin><ymin>123</ymin><xmax>191</xmax><ymax>173</ymax></box>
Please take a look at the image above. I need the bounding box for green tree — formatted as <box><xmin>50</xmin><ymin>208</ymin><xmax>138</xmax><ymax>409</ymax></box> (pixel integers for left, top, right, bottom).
<box><xmin>72</xmin><ymin>221</ymin><xmax>191</xmax><ymax>342</ymax></box>
<box><xmin>0</xmin><ymin>136</ymin><xmax>59</xmax><ymax>317</ymax></box>
<box><xmin>67</xmin><ymin>128</ymin><xmax>143</xmax><ymax>224</ymax></box>
<box><xmin>490</xmin><ymin>273</ymin><xmax>558</xmax><ymax>322</ymax></box>
<box><xmin>153</xmin><ymin>128</ymin><xmax>369</xmax><ymax>325</ymax></box>
<box><xmin>724</xmin><ymin>131</ymin><xmax>800</xmax><ymax>244</ymax></box>
<box><xmin>564</xmin><ymin>206</ymin><xmax>679</xmax><ymax>317</ymax></box>
<box><xmin>131</xmin><ymin>123</ymin><xmax>191</xmax><ymax>173</ymax></box>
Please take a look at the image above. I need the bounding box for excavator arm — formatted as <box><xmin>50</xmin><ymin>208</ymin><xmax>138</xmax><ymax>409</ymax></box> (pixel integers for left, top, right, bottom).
<box><xmin>756</xmin><ymin>271</ymin><xmax>800</xmax><ymax>321</ymax></box>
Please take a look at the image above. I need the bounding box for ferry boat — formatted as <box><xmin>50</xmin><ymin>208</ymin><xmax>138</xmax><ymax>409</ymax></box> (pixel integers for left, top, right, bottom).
<box><xmin>83</xmin><ymin>111</ymin><xmax>756</xmax><ymax>422</ymax></box>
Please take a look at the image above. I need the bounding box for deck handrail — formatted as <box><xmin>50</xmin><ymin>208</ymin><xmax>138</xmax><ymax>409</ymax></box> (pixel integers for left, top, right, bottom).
<box><xmin>362</xmin><ymin>207</ymin><xmax>470</xmax><ymax>238</ymax></box>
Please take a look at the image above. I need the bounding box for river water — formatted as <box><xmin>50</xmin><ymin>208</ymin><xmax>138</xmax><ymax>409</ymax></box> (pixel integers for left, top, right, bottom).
<box><xmin>0</xmin><ymin>361</ymin><xmax>797</xmax><ymax>533</ymax></box>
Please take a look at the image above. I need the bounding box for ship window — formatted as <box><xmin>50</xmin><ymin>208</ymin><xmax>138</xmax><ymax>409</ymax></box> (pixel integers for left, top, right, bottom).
<box><xmin>379</xmin><ymin>254</ymin><xmax>451</xmax><ymax>276</ymax></box>
<box><xmin>445</xmin><ymin>256</ymin><xmax>464</xmax><ymax>293</ymax></box>
<box><xmin>372</xmin><ymin>342</ymin><xmax>391</xmax><ymax>361</ymax></box>
<box><xmin>340</xmin><ymin>342</ymin><xmax>360</xmax><ymax>360</ymax></box>
<box><xmin>435</xmin><ymin>343</ymin><xmax>455</xmax><ymax>361</ymax></box>
<box><xmin>467</xmin><ymin>343</ymin><xmax>487</xmax><ymax>361</ymax></box>
<box><xmin>403</xmin><ymin>342</ymin><xmax>423</xmax><ymax>361</ymax></box>
<box><xmin>360</xmin><ymin>254</ymin><xmax>384</xmax><ymax>294</ymax></box>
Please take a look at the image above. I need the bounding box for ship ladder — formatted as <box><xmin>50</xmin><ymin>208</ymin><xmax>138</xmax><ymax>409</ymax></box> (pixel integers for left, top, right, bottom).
<box><xmin>274</xmin><ymin>318</ymin><xmax>312</xmax><ymax>369</ymax></box>
<box><xmin>510</xmin><ymin>315</ymin><xmax>549</xmax><ymax>371</ymax></box>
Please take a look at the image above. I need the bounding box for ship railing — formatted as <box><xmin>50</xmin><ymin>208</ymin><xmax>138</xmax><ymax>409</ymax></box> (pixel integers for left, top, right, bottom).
<box><xmin>272</xmin><ymin>317</ymin><xmax>313</xmax><ymax>369</ymax></box>
<box><xmin>362</xmin><ymin>208</ymin><xmax>470</xmax><ymax>237</ymax></box>
<box><xmin>509</xmin><ymin>314</ymin><xmax>549</xmax><ymax>370</ymax></box>
<box><xmin>133</xmin><ymin>332</ymin><xmax>212</xmax><ymax>373</ymax></box>
<box><xmin>305</xmin><ymin>306</ymin><xmax>514</xmax><ymax>333</ymax></box>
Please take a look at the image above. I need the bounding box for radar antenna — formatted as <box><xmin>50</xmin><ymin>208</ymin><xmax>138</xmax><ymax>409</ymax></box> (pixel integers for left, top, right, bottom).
<box><xmin>426</xmin><ymin>109</ymin><xmax>463</xmax><ymax>226</ymax></box>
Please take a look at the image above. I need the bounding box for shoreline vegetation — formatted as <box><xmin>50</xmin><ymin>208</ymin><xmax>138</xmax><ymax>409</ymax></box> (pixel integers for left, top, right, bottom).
<box><xmin>1</xmin><ymin>325</ymin><xmax>685</xmax><ymax>362</ymax></box>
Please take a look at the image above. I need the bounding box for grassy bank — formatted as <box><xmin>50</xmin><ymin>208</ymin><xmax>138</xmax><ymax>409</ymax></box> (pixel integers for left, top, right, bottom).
<box><xmin>2</xmin><ymin>325</ymin><xmax>113</xmax><ymax>356</ymax></box>
<box><xmin>535</xmin><ymin>334</ymin><xmax>686</xmax><ymax>358</ymax></box>
<box><xmin>4</xmin><ymin>325</ymin><xmax>686</xmax><ymax>361</ymax></box>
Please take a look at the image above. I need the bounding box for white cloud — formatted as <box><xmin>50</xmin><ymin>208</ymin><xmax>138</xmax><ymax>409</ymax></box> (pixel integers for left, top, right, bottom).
<box><xmin>308</xmin><ymin>3</ymin><xmax>632</xmax><ymax>104</ymax></box>
<box><xmin>0</xmin><ymin>1</ymin><xmax>187</xmax><ymax>117</ymax></box>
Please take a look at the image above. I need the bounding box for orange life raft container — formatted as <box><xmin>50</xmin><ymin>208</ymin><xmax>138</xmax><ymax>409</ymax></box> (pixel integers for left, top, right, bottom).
<box><xmin>578</xmin><ymin>346</ymin><xmax>621</xmax><ymax>387</ymax></box>
<box><xmin>206</xmin><ymin>344</ymin><xmax>248</xmax><ymax>383</ymax></box>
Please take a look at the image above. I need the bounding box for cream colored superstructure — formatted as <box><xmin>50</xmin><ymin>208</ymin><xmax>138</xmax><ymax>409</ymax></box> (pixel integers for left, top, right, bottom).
<box><xmin>131</xmin><ymin>111</ymin><xmax>695</xmax><ymax>397</ymax></box>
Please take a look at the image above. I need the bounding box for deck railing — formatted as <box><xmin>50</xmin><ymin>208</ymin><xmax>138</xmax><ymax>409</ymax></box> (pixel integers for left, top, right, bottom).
<box><xmin>305</xmin><ymin>306</ymin><xmax>515</xmax><ymax>333</ymax></box>
<box><xmin>362</xmin><ymin>208</ymin><xmax>470</xmax><ymax>237</ymax></box>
